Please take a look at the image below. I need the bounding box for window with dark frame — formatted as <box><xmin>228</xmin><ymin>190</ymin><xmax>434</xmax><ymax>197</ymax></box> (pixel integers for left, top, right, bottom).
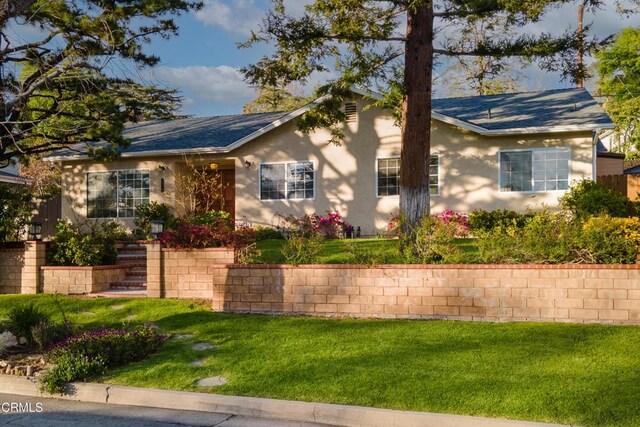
<box><xmin>260</xmin><ymin>161</ymin><xmax>314</xmax><ymax>200</ymax></box>
<box><xmin>87</xmin><ymin>170</ymin><xmax>150</xmax><ymax>218</ymax></box>
<box><xmin>377</xmin><ymin>157</ymin><xmax>439</xmax><ymax>196</ymax></box>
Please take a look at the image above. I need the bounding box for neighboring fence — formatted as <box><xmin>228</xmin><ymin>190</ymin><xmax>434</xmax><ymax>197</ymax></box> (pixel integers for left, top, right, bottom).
<box><xmin>0</xmin><ymin>241</ymin><xmax>46</xmax><ymax>294</ymax></box>
<box><xmin>597</xmin><ymin>174</ymin><xmax>640</xmax><ymax>201</ymax></box>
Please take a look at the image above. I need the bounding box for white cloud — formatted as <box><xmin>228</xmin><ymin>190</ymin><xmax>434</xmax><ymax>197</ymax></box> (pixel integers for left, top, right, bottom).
<box><xmin>194</xmin><ymin>0</ymin><xmax>312</xmax><ymax>36</ymax></box>
<box><xmin>195</xmin><ymin>0</ymin><xmax>263</xmax><ymax>36</ymax></box>
<box><xmin>153</xmin><ymin>65</ymin><xmax>256</xmax><ymax>104</ymax></box>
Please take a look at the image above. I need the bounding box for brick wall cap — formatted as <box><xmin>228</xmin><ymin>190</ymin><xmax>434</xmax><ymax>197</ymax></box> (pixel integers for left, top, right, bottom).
<box><xmin>162</xmin><ymin>247</ymin><xmax>234</xmax><ymax>252</ymax></box>
<box><xmin>214</xmin><ymin>263</ymin><xmax>640</xmax><ymax>270</ymax></box>
<box><xmin>41</xmin><ymin>265</ymin><xmax>129</xmax><ymax>271</ymax></box>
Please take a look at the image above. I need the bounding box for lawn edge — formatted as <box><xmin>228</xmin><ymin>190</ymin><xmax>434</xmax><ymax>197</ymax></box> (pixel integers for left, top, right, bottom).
<box><xmin>0</xmin><ymin>376</ymin><xmax>571</xmax><ymax>427</ymax></box>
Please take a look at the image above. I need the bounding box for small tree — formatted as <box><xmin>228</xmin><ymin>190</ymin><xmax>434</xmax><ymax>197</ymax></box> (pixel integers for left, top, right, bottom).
<box><xmin>597</xmin><ymin>27</ymin><xmax>640</xmax><ymax>154</ymax></box>
<box><xmin>0</xmin><ymin>184</ymin><xmax>33</xmax><ymax>242</ymax></box>
<box><xmin>174</xmin><ymin>157</ymin><xmax>224</xmax><ymax>217</ymax></box>
<box><xmin>560</xmin><ymin>179</ymin><xmax>630</xmax><ymax>220</ymax></box>
<box><xmin>243</xmin><ymin>85</ymin><xmax>309</xmax><ymax>113</ymax></box>
<box><xmin>20</xmin><ymin>158</ymin><xmax>61</xmax><ymax>199</ymax></box>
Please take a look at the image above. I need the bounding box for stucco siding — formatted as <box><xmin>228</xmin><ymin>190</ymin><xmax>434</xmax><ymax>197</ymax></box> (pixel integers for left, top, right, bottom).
<box><xmin>232</xmin><ymin>101</ymin><xmax>594</xmax><ymax>235</ymax></box>
<box><xmin>60</xmin><ymin>99</ymin><xmax>595</xmax><ymax>236</ymax></box>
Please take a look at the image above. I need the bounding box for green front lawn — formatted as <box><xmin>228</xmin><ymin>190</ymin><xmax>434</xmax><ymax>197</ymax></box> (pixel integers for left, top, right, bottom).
<box><xmin>255</xmin><ymin>238</ymin><xmax>477</xmax><ymax>264</ymax></box>
<box><xmin>2</xmin><ymin>295</ymin><xmax>639</xmax><ymax>427</ymax></box>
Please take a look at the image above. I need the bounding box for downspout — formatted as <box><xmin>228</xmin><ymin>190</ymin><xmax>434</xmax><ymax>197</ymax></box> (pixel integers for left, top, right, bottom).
<box><xmin>592</xmin><ymin>129</ymin><xmax>601</xmax><ymax>180</ymax></box>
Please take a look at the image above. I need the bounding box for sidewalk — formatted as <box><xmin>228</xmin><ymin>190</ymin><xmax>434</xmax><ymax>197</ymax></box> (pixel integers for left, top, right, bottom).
<box><xmin>0</xmin><ymin>376</ymin><xmax>573</xmax><ymax>427</ymax></box>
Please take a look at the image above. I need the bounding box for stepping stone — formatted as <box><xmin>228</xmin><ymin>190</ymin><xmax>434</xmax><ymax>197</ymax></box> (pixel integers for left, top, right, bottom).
<box><xmin>126</xmin><ymin>315</ymin><xmax>137</xmax><ymax>320</ymax></box>
<box><xmin>192</xmin><ymin>343</ymin><xmax>215</xmax><ymax>351</ymax></box>
<box><xmin>197</xmin><ymin>376</ymin><xmax>227</xmax><ymax>387</ymax></box>
<box><xmin>81</xmin><ymin>312</ymin><xmax>94</xmax><ymax>316</ymax></box>
<box><xmin>174</xmin><ymin>334</ymin><xmax>194</xmax><ymax>340</ymax></box>
<box><xmin>111</xmin><ymin>305</ymin><xmax>124</xmax><ymax>310</ymax></box>
<box><xmin>190</xmin><ymin>360</ymin><xmax>205</xmax><ymax>367</ymax></box>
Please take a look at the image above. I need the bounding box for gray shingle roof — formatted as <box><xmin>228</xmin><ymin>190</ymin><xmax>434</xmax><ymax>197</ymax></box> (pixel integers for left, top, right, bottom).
<box><xmin>120</xmin><ymin>111</ymin><xmax>289</xmax><ymax>154</ymax></box>
<box><xmin>48</xmin><ymin>111</ymin><xmax>289</xmax><ymax>159</ymax></box>
<box><xmin>48</xmin><ymin>88</ymin><xmax>612</xmax><ymax>160</ymax></box>
<box><xmin>625</xmin><ymin>165</ymin><xmax>640</xmax><ymax>174</ymax></box>
<box><xmin>432</xmin><ymin>88</ymin><xmax>613</xmax><ymax>131</ymax></box>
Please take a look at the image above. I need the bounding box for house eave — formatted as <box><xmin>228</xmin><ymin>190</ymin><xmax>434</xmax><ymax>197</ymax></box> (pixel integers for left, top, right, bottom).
<box><xmin>0</xmin><ymin>175</ymin><xmax>30</xmax><ymax>185</ymax></box>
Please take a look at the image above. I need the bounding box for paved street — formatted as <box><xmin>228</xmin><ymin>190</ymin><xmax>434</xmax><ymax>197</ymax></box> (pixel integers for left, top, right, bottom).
<box><xmin>0</xmin><ymin>394</ymin><xmax>332</xmax><ymax>427</ymax></box>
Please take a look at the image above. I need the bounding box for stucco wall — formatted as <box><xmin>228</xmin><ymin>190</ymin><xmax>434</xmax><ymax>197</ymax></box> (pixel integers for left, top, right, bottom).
<box><xmin>232</xmin><ymin>99</ymin><xmax>593</xmax><ymax>234</ymax></box>
<box><xmin>60</xmin><ymin>97</ymin><xmax>595</xmax><ymax>235</ymax></box>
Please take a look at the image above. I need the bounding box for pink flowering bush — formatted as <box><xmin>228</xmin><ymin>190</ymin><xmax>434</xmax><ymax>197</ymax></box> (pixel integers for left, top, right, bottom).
<box><xmin>386</xmin><ymin>211</ymin><xmax>468</xmax><ymax>238</ymax></box>
<box><xmin>386</xmin><ymin>213</ymin><xmax>401</xmax><ymax>237</ymax></box>
<box><xmin>159</xmin><ymin>223</ymin><xmax>256</xmax><ymax>249</ymax></box>
<box><xmin>435</xmin><ymin>210</ymin><xmax>469</xmax><ymax>237</ymax></box>
<box><xmin>279</xmin><ymin>211</ymin><xmax>353</xmax><ymax>239</ymax></box>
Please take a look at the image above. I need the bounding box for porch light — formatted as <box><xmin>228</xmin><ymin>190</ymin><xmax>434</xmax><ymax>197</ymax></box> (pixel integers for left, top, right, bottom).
<box><xmin>209</xmin><ymin>162</ymin><xmax>219</xmax><ymax>170</ymax></box>
<box><xmin>28</xmin><ymin>222</ymin><xmax>43</xmax><ymax>241</ymax></box>
<box><xmin>150</xmin><ymin>220</ymin><xmax>165</xmax><ymax>239</ymax></box>
<box><xmin>244</xmin><ymin>160</ymin><xmax>252</xmax><ymax>168</ymax></box>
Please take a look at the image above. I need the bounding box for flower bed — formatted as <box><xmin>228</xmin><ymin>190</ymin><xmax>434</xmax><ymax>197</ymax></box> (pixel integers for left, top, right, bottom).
<box><xmin>40</xmin><ymin>324</ymin><xmax>166</xmax><ymax>394</ymax></box>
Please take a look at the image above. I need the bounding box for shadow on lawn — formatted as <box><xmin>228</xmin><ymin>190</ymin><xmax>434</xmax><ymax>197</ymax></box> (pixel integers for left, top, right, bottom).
<box><xmin>151</xmin><ymin>311</ymin><xmax>640</xmax><ymax>426</ymax></box>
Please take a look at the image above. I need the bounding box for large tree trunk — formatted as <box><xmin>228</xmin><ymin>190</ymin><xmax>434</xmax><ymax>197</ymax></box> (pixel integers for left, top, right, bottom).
<box><xmin>400</xmin><ymin>2</ymin><xmax>434</xmax><ymax>232</ymax></box>
<box><xmin>576</xmin><ymin>1</ymin><xmax>585</xmax><ymax>88</ymax></box>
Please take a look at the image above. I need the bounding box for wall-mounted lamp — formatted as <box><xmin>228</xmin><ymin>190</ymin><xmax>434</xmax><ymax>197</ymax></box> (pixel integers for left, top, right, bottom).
<box><xmin>209</xmin><ymin>162</ymin><xmax>219</xmax><ymax>170</ymax></box>
<box><xmin>150</xmin><ymin>220</ymin><xmax>165</xmax><ymax>239</ymax></box>
<box><xmin>28</xmin><ymin>222</ymin><xmax>43</xmax><ymax>241</ymax></box>
<box><xmin>244</xmin><ymin>160</ymin><xmax>252</xmax><ymax>168</ymax></box>
<box><xmin>158</xmin><ymin>165</ymin><xmax>166</xmax><ymax>171</ymax></box>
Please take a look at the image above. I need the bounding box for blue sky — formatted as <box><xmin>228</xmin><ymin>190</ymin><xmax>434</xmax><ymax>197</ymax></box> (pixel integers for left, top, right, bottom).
<box><xmin>13</xmin><ymin>0</ymin><xmax>640</xmax><ymax>117</ymax></box>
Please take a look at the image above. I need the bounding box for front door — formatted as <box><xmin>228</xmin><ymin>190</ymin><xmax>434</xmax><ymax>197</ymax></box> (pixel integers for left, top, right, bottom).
<box><xmin>201</xmin><ymin>169</ymin><xmax>235</xmax><ymax>219</ymax></box>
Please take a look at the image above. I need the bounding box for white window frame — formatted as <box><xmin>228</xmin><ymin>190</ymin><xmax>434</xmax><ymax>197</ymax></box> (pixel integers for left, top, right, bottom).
<box><xmin>376</xmin><ymin>155</ymin><xmax>440</xmax><ymax>197</ymax></box>
<box><xmin>86</xmin><ymin>169</ymin><xmax>150</xmax><ymax>219</ymax></box>
<box><xmin>259</xmin><ymin>161</ymin><xmax>316</xmax><ymax>201</ymax></box>
<box><xmin>497</xmin><ymin>147</ymin><xmax>571</xmax><ymax>193</ymax></box>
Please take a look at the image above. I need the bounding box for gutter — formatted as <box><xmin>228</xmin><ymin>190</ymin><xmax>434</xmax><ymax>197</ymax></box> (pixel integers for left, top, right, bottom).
<box><xmin>592</xmin><ymin>129</ymin><xmax>601</xmax><ymax>179</ymax></box>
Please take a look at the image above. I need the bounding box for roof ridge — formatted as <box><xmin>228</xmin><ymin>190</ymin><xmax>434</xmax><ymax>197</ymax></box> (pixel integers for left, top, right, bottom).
<box><xmin>129</xmin><ymin>110</ymin><xmax>290</xmax><ymax>126</ymax></box>
<box><xmin>433</xmin><ymin>87</ymin><xmax>587</xmax><ymax>103</ymax></box>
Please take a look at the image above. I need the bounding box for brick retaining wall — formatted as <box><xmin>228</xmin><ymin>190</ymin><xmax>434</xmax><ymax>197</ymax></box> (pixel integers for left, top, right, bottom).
<box><xmin>207</xmin><ymin>264</ymin><xmax>640</xmax><ymax>324</ymax></box>
<box><xmin>41</xmin><ymin>265</ymin><xmax>130</xmax><ymax>294</ymax></box>
<box><xmin>146</xmin><ymin>243</ymin><xmax>235</xmax><ymax>299</ymax></box>
<box><xmin>0</xmin><ymin>241</ymin><xmax>46</xmax><ymax>294</ymax></box>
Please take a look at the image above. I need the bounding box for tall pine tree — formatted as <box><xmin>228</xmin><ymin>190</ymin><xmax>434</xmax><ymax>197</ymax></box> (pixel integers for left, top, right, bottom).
<box><xmin>0</xmin><ymin>0</ymin><xmax>199</xmax><ymax>165</ymax></box>
<box><xmin>242</xmin><ymin>0</ymin><xmax>616</xmax><ymax>231</ymax></box>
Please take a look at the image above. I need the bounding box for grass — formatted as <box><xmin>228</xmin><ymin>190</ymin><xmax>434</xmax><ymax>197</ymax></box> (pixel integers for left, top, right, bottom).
<box><xmin>1</xmin><ymin>295</ymin><xmax>640</xmax><ymax>426</ymax></box>
<box><xmin>255</xmin><ymin>238</ymin><xmax>478</xmax><ymax>264</ymax></box>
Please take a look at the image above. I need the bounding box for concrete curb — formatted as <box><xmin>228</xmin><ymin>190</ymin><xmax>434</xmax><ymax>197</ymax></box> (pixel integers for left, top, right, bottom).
<box><xmin>0</xmin><ymin>376</ymin><xmax>572</xmax><ymax>427</ymax></box>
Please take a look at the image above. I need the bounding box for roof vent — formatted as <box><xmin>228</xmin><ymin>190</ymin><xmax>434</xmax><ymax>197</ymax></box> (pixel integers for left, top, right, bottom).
<box><xmin>344</xmin><ymin>102</ymin><xmax>357</xmax><ymax>123</ymax></box>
